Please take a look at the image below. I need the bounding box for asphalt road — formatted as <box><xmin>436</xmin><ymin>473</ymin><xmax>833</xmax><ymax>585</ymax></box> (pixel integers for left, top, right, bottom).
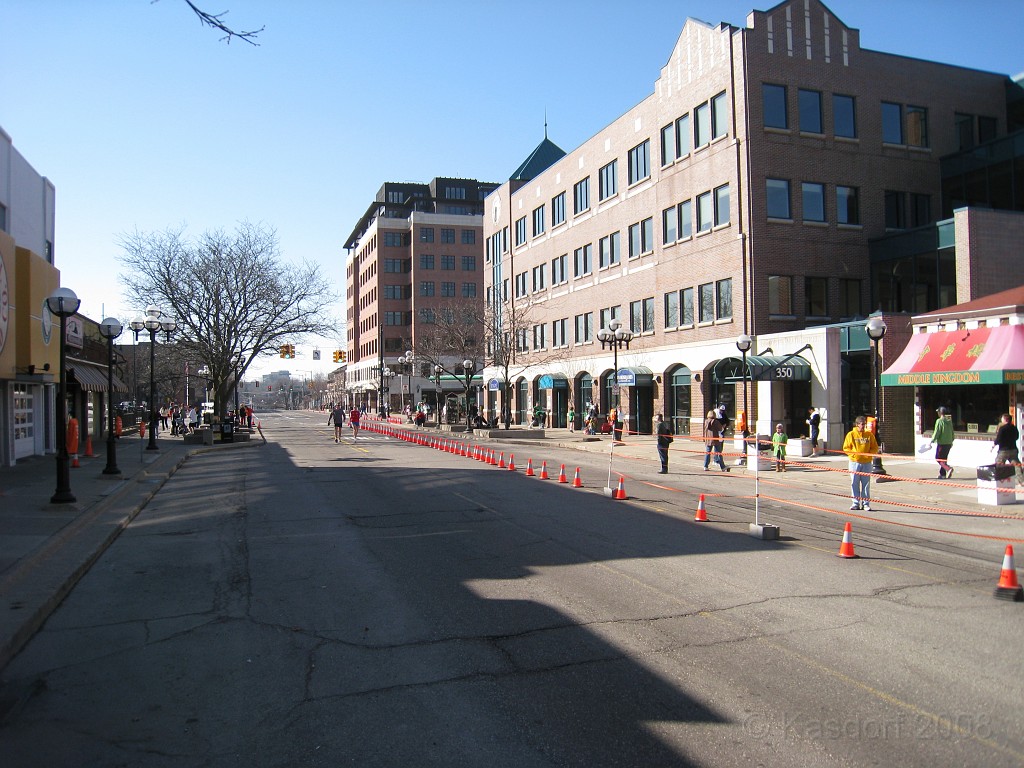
<box><xmin>1</xmin><ymin>411</ymin><xmax>1022</xmax><ymax>766</ymax></box>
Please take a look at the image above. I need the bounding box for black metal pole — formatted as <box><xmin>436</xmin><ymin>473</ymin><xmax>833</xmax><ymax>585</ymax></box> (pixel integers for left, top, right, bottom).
<box><xmin>103</xmin><ymin>334</ymin><xmax>120</xmax><ymax>474</ymax></box>
<box><xmin>51</xmin><ymin>313</ymin><xmax>75</xmax><ymax>504</ymax></box>
<box><xmin>147</xmin><ymin>329</ymin><xmax>159</xmax><ymax>451</ymax></box>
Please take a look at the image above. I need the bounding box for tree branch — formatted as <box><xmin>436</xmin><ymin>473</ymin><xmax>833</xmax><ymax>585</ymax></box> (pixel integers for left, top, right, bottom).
<box><xmin>173</xmin><ymin>0</ymin><xmax>264</xmax><ymax>45</ymax></box>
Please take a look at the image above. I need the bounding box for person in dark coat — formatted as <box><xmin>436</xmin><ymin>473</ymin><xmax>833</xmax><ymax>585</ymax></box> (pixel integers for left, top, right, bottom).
<box><xmin>655</xmin><ymin>414</ymin><xmax>674</xmax><ymax>474</ymax></box>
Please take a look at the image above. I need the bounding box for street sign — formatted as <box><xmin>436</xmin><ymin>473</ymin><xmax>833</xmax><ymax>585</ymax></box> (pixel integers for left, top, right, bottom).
<box><xmin>616</xmin><ymin>369</ymin><xmax>635</xmax><ymax>386</ymax></box>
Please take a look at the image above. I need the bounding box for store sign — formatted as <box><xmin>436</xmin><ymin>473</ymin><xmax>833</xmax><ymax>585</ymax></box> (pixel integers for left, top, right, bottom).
<box><xmin>616</xmin><ymin>369</ymin><xmax>635</xmax><ymax>386</ymax></box>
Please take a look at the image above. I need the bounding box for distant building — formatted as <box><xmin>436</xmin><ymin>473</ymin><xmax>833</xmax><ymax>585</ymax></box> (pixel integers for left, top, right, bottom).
<box><xmin>481</xmin><ymin>0</ymin><xmax>1023</xmax><ymax>451</ymax></box>
<box><xmin>343</xmin><ymin>177</ymin><xmax>497</xmax><ymax>413</ymax></box>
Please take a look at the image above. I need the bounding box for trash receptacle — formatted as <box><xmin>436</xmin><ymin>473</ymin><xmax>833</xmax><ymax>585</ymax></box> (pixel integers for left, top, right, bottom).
<box><xmin>977</xmin><ymin>464</ymin><xmax>1016</xmax><ymax>506</ymax></box>
<box><xmin>221</xmin><ymin>422</ymin><xmax>234</xmax><ymax>443</ymax></box>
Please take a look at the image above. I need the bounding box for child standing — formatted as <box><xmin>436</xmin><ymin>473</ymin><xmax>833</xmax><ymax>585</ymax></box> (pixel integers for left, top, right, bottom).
<box><xmin>771</xmin><ymin>423</ymin><xmax>789</xmax><ymax>472</ymax></box>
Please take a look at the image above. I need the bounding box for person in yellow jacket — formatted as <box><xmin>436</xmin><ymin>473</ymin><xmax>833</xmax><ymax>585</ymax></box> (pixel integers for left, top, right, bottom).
<box><xmin>843</xmin><ymin>415</ymin><xmax>879</xmax><ymax>510</ymax></box>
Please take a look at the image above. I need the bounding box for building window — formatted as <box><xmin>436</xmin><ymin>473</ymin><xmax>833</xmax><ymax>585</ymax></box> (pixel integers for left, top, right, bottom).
<box><xmin>839</xmin><ymin>278</ymin><xmax>861</xmax><ymax>317</ymax></box>
<box><xmin>881</xmin><ymin>102</ymin><xmax>903</xmax><ymax>144</ymax></box>
<box><xmin>575</xmin><ymin>312</ymin><xmax>594</xmax><ymax>343</ymax></box>
<box><xmin>444</xmin><ymin>186</ymin><xmax>467</xmax><ymax>199</ymax></box>
<box><xmin>420</xmin><ymin>254</ymin><xmax>435</xmax><ymax>269</ymax></box>
<box><xmin>628</xmin><ymin>140</ymin><xmax>651</xmax><ymax>185</ymax></box>
<box><xmin>906</xmin><ymin>105</ymin><xmax>928</xmax><ymax>148</ymax></box>
<box><xmin>532</xmin><ymin>324</ymin><xmax>546</xmax><ymax>350</ymax></box>
<box><xmin>461</xmin><ymin>229</ymin><xmax>476</xmax><ymax>245</ymax></box>
<box><xmin>419</xmin><ymin>308</ymin><xmax>435</xmax><ymax>324</ymax></box>
<box><xmin>384</xmin><ymin>258</ymin><xmax>407</xmax><ymax>273</ymax></box>
<box><xmin>763</xmin><ymin>84</ymin><xmax>788</xmax><ymax>129</ymax></box>
<box><xmin>532</xmin><ymin>205</ymin><xmax>546</xmax><ymax>237</ymax></box>
<box><xmin>599</xmin><ymin>305</ymin><xmax>620</xmax><ymax>330</ymax></box>
<box><xmin>679</xmin><ymin>200</ymin><xmax>692</xmax><ymax>238</ymax></box>
<box><xmin>514</xmin><ymin>272</ymin><xmax>528</xmax><ymax>298</ymax></box>
<box><xmin>440</xmin><ymin>254</ymin><xmax>455</xmax><ymax>270</ymax></box>
<box><xmin>599</xmin><ymin>160</ymin><xmax>618</xmax><ymax>200</ymax></box>
<box><xmin>911</xmin><ymin>193</ymin><xmax>931</xmax><ymax>227</ymax></box>
<box><xmin>802</xmin><ymin>182</ymin><xmax>825</xmax><ymax>222</ymax></box>
<box><xmin>768</xmin><ymin>275</ymin><xmax>793</xmax><ymax>315</ymax></box>
<box><xmin>798</xmin><ymin>89</ymin><xmax>823</xmax><ymax>134</ymax></box>
<box><xmin>805</xmin><ymin>276</ymin><xmax>828</xmax><ymax>317</ymax></box>
<box><xmin>551</xmin><ymin>253</ymin><xmax>568</xmax><ymax>285</ymax></box>
<box><xmin>574</xmin><ymin>177</ymin><xmax>590</xmax><ymax>214</ymax></box>
<box><xmin>552</xmin><ymin>318</ymin><xmax>568</xmax><ymax>347</ymax></box>
<box><xmin>676</xmin><ymin>114</ymin><xmax>691</xmax><ymax>157</ymax></box>
<box><xmin>766</xmin><ymin>178</ymin><xmax>791</xmax><ymax>219</ymax></box>
<box><xmin>698</xmin><ymin>283</ymin><xmax>715</xmax><ymax>323</ymax></box>
<box><xmin>834</xmin><ymin>94</ymin><xmax>856</xmax><ymax>138</ymax></box>
<box><xmin>716</xmin><ymin>279</ymin><xmax>732</xmax><ymax>320</ymax></box>
<box><xmin>711</xmin><ymin>91</ymin><xmax>729</xmax><ymax>139</ymax></box>
<box><xmin>441</xmin><ymin>281</ymin><xmax>456</xmax><ymax>297</ymax></box>
<box><xmin>420</xmin><ymin>227</ymin><xmax>435</xmax><ymax>243</ymax></box>
<box><xmin>660</xmin><ymin>123</ymin><xmax>676</xmax><ymax>165</ymax></box>
<box><xmin>662</xmin><ymin>205</ymin><xmax>677</xmax><ymax>244</ymax></box>
<box><xmin>664</xmin><ymin>291</ymin><xmax>679</xmax><ymax>327</ymax></box>
<box><xmin>598</xmin><ymin>231</ymin><xmax>620</xmax><ymax>268</ymax></box>
<box><xmin>628</xmin><ymin>217</ymin><xmax>653</xmax><ymax>257</ymax></box>
<box><xmin>420</xmin><ymin>281</ymin><xmax>435</xmax><ymax>296</ymax></box>
<box><xmin>695</xmin><ymin>100</ymin><xmax>711</xmax><ymax>147</ymax></box>
<box><xmin>884</xmin><ymin>190</ymin><xmax>907</xmax><ymax>229</ymax></box>
<box><xmin>715</xmin><ymin>184</ymin><xmax>730</xmax><ymax>226</ymax></box>
<box><xmin>516</xmin><ymin>329</ymin><xmax>528</xmax><ymax>353</ymax></box>
<box><xmin>461</xmin><ymin>283</ymin><xmax>477</xmax><ymax>298</ymax></box>
<box><xmin>697</xmin><ymin>191</ymin><xmax>713</xmax><ymax>233</ymax></box>
<box><xmin>383</xmin><ymin>231</ymin><xmax>405</xmax><ymax>247</ymax></box>
<box><xmin>681</xmin><ymin>287</ymin><xmax>694</xmax><ymax>326</ymax></box>
<box><xmin>515</xmin><ymin>216</ymin><xmax>527</xmax><ymax>246</ymax></box>
<box><xmin>837</xmin><ymin>186</ymin><xmax>860</xmax><ymax>225</ymax></box>
<box><xmin>441</xmin><ymin>228</ymin><xmax>455</xmax><ymax>243</ymax></box>
<box><xmin>574</xmin><ymin>244</ymin><xmax>593</xmax><ymax>277</ymax></box>
<box><xmin>384</xmin><ymin>311</ymin><xmax>409</xmax><ymax>326</ymax></box>
<box><xmin>461</xmin><ymin>255</ymin><xmax>476</xmax><ymax>271</ymax></box>
<box><xmin>552</xmin><ymin>192</ymin><xmax>566</xmax><ymax>226</ymax></box>
<box><xmin>532</xmin><ymin>264</ymin><xmax>546</xmax><ymax>292</ymax></box>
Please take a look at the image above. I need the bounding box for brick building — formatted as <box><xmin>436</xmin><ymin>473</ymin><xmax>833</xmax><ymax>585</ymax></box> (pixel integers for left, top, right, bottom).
<box><xmin>481</xmin><ymin>0</ymin><xmax>1020</xmax><ymax>451</ymax></box>
<box><xmin>344</xmin><ymin>177</ymin><xmax>497</xmax><ymax>414</ymax></box>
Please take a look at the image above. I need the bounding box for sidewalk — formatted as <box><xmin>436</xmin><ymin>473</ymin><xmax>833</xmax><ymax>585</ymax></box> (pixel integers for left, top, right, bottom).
<box><xmin>0</xmin><ymin>433</ymin><xmax>257</xmax><ymax>673</ymax></box>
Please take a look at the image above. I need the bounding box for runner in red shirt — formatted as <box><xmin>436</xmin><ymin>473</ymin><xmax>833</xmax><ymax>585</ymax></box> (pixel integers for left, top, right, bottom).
<box><xmin>349</xmin><ymin>407</ymin><xmax>361</xmax><ymax>440</ymax></box>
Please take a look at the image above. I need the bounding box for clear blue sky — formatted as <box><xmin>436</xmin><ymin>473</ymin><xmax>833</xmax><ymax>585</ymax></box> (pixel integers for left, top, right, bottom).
<box><xmin>2</xmin><ymin>0</ymin><xmax>1021</xmax><ymax>378</ymax></box>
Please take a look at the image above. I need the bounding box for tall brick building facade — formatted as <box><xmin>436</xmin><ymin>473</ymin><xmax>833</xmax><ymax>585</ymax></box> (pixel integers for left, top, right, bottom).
<box><xmin>481</xmin><ymin>0</ymin><xmax>1018</xmax><ymax>450</ymax></box>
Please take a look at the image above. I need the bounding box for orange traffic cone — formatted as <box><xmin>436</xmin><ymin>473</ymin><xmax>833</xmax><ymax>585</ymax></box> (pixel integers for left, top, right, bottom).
<box><xmin>71</xmin><ymin>454</ymin><xmax>80</xmax><ymax>469</ymax></box>
<box><xmin>994</xmin><ymin>545</ymin><xmax>1024</xmax><ymax>601</ymax></box>
<box><xmin>540</xmin><ymin>461</ymin><xmax>550</xmax><ymax>479</ymax></box>
<box><xmin>498</xmin><ymin>451</ymin><xmax>506</xmax><ymax>468</ymax></box>
<box><xmin>694</xmin><ymin>493</ymin><xmax>708</xmax><ymax>522</ymax></box>
<box><xmin>525</xmin><ymin>458</ymin><xmax>535</xmax><ymax>476</ymax></box>
<box><xmin>837</xmin><ymin>522</ymin><xmax>859</xmax><ymax>559</ymax></box>
<box><xmin>84</xmin><ymin>434</ymin><xmax>95</xmax><ymax>458</ymax></box>
<box><xmin>507</xmin><ymin>454</ymin><xmax>516</xmax><ymax>471</ymax></box>
<box><xmin>558</xmin><ymin>463</ymin><xmax>568</xmax><ymax>483</ymax></box>
<box><xmin>613</xmin><ymin>476</ymin><xmax>627</xmax><ymax>500</ymax></box>
<box><xmin>572</xmin><ymin>467</ymin><xmax>583</xmax><ymax>487</ymax></box>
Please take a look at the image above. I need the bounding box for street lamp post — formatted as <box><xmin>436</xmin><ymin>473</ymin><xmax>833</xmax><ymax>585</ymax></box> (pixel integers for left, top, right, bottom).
<box><xmin>596</xmin><ymin>318</ymin><xmax>633</xmax><ymax>440</ymax></box>
<box><xmin>99</xmin><ymin>317</ymin><xmax>124</xmax><ymax>475</ymax></box>
<box><xmin>866</xmin><ymin>314</ymin><xmax>889</xmax><ymax>478</ymax></box>
<box><xmin>381</xmin><ymin>366</ymin><xmax>395</xmax><ymax>417</ymax></box>
<box><xmin>46</xmin><ymin>287</ymin><xmax>81</xmax><ymax>504</ymax></box>
<box><xmin>142</xmin><ymin>306</ymin><xmax>176</xmax><ymax>451</ymax></box>
<box><xmin>129</xmin><ymin>316</ymin><xmax>146</xmax><ymax>425</ymax></box>
<box><xmin>434</xmin><ymin>364</ymin><xmax>443</xmax><ymax>423</ymax></box>
<box><xmin>462</xmin><ymin>359</ymin><xmax>476</xmax><ymax>432</ymax></box>
<box><xmin>395</xmin><ymin>350</ymin><xmax>413</xmax><ymax>417</ymax></box>
<box><xmin>736</xmin><ymin>333</ymin><xmax>752</xmax><ymax>464</ymax></box>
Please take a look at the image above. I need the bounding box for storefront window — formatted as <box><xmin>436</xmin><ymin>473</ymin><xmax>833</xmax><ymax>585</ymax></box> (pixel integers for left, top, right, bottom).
<box><xmin>919</xmin><ymin>385</ymin><xmax>1007</xmax><ymax>435</ymax></box>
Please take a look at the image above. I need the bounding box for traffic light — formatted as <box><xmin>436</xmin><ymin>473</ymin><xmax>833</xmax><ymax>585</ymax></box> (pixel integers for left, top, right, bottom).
<box><xmin>289</xmin><ymin>344</ymin><xmax>296</xmax><ymax>358</ymax></box>
<box><xmin>267</xmin><ymin>385</ymin><xmax>272</xmax><ymax>392</ymax></box>
<box><xmin>339</xmin><ymin>351</ymin><xmax>347</xmax><ymax>362</ymax></box>
<box><xmin>332</xmin><ymin>350</ymin><xmax>340</xmax><ymax>363</ymax></box>
<box><xmin>279</xmin><ymin>345</ymin><xmax>288</xmax><ymax>358</ymax></box>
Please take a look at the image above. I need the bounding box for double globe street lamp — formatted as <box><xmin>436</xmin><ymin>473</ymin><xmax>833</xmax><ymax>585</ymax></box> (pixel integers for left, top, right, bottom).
<box><xmin>98</xmin><ymin>317</ymin><xmax>124</xmax><ymax>475</ymax></box>
<box><xmin>597</xmin><ymin>318</ymin><xmax>633</xmax><ymax>440</ymax></box>
<box><xmin>736</xmin><ymin>333</ymin><xmax>753</xmax><ymax>464</ymax></box>
<box><xmin>133</xmin><ymin>305</ymin><xmax>176</xmax><ymax>451</ymax></box>
<box><xmin>46</xmin><ymin>287</ymin><xmax>81</xmax><ymax>504</ymax></box>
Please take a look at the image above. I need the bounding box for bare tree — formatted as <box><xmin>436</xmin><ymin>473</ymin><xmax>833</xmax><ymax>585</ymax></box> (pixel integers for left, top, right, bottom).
<box><xmin>155</xmin><ymin>0</ymin><xmax>264</xmax><ymax>45</ymax></box>
<box><xmin>411</xmin><ymin>301</ymin><xmax>485</xmax><ymax>428</ymax></box>
<box><xmin>119</xmin><ymin>222</ymin><xmax>337</xmax><ymax>415</ymax></box>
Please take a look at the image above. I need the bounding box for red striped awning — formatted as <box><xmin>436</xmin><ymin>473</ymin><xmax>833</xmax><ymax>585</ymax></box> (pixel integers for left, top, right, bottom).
<box><xmin>881</xmin><ymin>325</ymin><xmax>1024</xmax><ymax>386</ymax></box>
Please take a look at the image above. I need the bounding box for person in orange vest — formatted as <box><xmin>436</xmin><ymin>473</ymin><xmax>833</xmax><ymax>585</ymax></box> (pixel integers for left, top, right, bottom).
<box><xmin>66</xmin><ymin>413</ymin><xmax>79</xmax><ymax>456</ymax></box>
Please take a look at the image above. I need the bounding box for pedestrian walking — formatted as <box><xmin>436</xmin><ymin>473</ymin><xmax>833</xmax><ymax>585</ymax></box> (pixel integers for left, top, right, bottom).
<box><xmin>992</xmin><ymin>413</ymin><xmax>1024</xmax><ymax>485</ymax></box>
<box><xmin>567</xmin><ymin>405</ymin><xmax>575</xmax><ymax>433</ymax></box>
<box><xmin>843</xmin><ymin>416</ymin><xmax>879</xmax><ymax>510</ymax></box>
<box><xmin>655</xmin><ymin>413</ymin><xmax>673</xmax><ymax>474</ymax></box>
<box><xmin>703</xmin><ymin>410</ymin><xmax>729</xmax><ymax>471</ymax></box>
<box><xmin>929</xmin><ymin>406</ymin><xmax>955</xmax><ymax>478</ymax></box>
<box><xmin>807</xmin><ymin>408</ymin><xmax>821</xmax><ymax>456</ymax></box>
<box><xmin>328</xmin><ymin>404</ymin><xmax>346</xmax><ymax>442</ymax></box>
<box><xmin>771</xmin><ymin>423</ymin><xmax>788</xmax><ymax>471</ymax></box>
